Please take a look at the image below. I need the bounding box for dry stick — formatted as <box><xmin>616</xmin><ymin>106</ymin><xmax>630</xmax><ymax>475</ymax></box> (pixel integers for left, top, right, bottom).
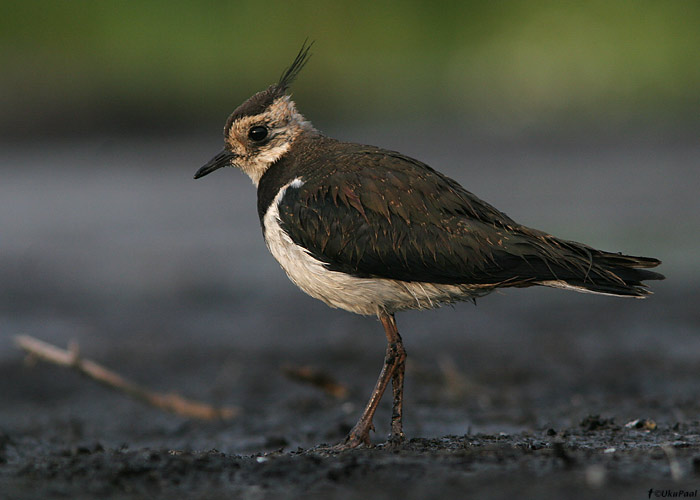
<box><xmin>14</xmin><ymin>334</ymin><xmax>239</xmax><ymax>420</ymax></box>
<box><xmin>281</xmin><ymin>364</ymin><xmax>348</xmax><ymax>399</ymax></box>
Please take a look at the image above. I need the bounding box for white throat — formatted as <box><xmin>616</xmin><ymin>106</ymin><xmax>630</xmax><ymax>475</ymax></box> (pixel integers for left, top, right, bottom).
<box><xmin>241</xmin><ymin>142</ymin><xmax>291</xmax><ymax>187</ymax></box>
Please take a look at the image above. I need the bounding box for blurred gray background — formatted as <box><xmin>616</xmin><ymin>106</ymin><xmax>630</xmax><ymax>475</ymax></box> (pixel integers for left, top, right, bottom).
<box><xmin>1</xmin><ymin>1</ymin><xmax>698</xmax><ymax>450</ymax></box>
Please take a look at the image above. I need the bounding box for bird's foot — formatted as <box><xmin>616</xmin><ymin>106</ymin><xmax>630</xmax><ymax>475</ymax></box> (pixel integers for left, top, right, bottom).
<box><xmin>332</xmin><ymin>423</ymin><xmax>374</xmax><ymax>451</ymax></box>
<box><xmin>385</xmin><ymin>431</ymin><xmax>405</xmax><ymax>448</ymax></box>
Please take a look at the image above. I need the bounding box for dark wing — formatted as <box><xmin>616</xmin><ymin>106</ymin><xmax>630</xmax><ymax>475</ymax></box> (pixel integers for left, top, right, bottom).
<box><xmin>277</xmin><ymin>146</ymin><xmax>663</xmax><ymax>294</ymax></box>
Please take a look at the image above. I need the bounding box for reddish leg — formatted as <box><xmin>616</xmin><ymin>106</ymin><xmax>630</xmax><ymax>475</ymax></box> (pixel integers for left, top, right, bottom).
<box><xmin>388</xmin><ymin>315</ymin><xmax>406</xmax><ymax>445</ymax></box>
<box><xmin>337</xmin><ymin>313</ymin><xmax>407</xmax><ymax>449</ymax></box>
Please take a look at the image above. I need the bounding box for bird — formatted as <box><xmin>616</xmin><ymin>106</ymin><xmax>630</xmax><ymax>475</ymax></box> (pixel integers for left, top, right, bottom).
<box><xmin>194</xmin><ymin>42</ymin><xmax>664</xmax><ymax>449</ymax></box>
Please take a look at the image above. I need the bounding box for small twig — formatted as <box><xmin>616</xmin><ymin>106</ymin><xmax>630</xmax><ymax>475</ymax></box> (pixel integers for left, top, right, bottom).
<box><xmin>15</xmin><ymin>335</ymin><xmax>239</xmax><ymax>420</ymax></box>
<box><xmin>281</xmin><ymin>364</ymin><xmax>348</xmax><ymax>399</ymax></box>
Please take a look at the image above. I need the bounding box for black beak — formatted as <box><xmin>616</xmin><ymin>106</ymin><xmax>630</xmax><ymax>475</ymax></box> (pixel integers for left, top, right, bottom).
<box><xmin>194</xmin><ymin>150</ymin><xmax>237</xmax><ymax>179</ymax></box>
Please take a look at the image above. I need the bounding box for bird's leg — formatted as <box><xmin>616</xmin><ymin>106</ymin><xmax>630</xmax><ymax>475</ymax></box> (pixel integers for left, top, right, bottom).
<box><xmin>383</xmin><ymin>314</ymin><xmax>407</xmax><ymax>445</ymax></box>
<box><xmin>338</xmin><ymin>312</ymin><xmax>406</xmax><ymax>449</ymax></box>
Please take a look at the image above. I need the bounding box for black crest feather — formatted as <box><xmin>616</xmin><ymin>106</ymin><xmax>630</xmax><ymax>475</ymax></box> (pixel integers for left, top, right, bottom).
<box><xmin>276</xmin><ymin>40</ymin><xmax>314</xmax><ymax>94</ymax></box>
<box><xmin>224</xmin><ymin>40</ymin><xmax>313</xmax><ymax>134</ymax></box>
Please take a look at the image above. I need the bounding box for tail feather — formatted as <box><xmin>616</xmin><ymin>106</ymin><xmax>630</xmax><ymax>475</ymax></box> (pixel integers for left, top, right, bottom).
<box><xmin>538</xmin><ymin>249</ymin><xmax>665</xmax><ymax>298</ymax></box>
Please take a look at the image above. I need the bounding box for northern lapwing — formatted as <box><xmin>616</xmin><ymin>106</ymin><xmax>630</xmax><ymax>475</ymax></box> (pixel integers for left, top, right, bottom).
<box><xmin>194</xmin><ymin>42</ymin><xmax>664</xmax><ymax>449</ymax></box>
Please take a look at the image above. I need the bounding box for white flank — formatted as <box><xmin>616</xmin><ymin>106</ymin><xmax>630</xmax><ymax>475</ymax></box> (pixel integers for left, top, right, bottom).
<box><xmin>263</xmin><ymin>179</ymin><xmax>484</xmax><ymax>316</ymax></box>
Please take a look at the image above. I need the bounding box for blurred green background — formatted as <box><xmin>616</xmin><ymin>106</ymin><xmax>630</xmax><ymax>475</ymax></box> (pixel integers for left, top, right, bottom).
<box><xmin>1</xmin><ymin>0</ymin><xmax>699</xmax><ymax>138</ymax></box>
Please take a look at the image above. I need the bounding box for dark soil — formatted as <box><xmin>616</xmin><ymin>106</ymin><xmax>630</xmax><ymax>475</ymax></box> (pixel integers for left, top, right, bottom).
<box><xmin>4</xmin><ymin>427</ymin><xmax>700</xmax><ymax>500</ymax></box>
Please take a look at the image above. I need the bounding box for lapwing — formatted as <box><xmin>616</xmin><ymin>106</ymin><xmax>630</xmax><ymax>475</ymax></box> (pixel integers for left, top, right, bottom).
<box><xmin>194</xmin><ymin>42</ymin><xmax>664</xmax><ymax>449</ymax></box>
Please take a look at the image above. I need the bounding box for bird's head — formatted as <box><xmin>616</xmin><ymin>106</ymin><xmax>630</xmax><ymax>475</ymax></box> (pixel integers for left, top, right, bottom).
<box><xmin>195</xmin><ymin>42</ymin><xmax>315</xmax><ymax>185</ymax></box>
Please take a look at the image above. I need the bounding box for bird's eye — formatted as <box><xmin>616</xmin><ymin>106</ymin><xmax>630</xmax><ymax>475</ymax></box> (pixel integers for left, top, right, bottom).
<box><xmin>248</xmin><ymin>126</ymin><xmax>268</xmax><ymax>142</ymax></box>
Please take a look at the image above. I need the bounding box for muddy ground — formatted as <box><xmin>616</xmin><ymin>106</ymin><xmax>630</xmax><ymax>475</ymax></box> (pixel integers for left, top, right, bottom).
<box><xmin>1</xmin><ymin>134</ymin><xmax>699</xmax><ymax>498</ymax></box>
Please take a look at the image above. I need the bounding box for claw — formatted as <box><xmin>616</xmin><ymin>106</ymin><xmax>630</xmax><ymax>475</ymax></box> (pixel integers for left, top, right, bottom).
<box><xmin>332</xmin><ymin>430</ymin><xmax>372</xmax><ymax>450</ymax></box>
